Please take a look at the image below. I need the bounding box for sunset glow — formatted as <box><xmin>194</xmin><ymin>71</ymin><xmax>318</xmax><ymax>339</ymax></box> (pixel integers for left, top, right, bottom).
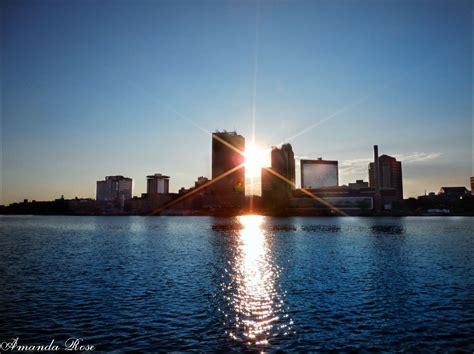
<box><xmin>245</xmin><ymin>143</ymin><xmax>268</xmax><ymax>179</ymax></box>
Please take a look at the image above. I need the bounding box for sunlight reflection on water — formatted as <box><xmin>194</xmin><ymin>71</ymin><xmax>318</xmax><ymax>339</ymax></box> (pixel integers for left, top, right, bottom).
<box><xmin>1</xmin><ymin>216</ymin><xmax>473</xmax><ymax>351</ymax></box>
<box><xmin>223</xmin><ymin>215</ymin><xmax>293</xmax><ymax>348</ymax></box>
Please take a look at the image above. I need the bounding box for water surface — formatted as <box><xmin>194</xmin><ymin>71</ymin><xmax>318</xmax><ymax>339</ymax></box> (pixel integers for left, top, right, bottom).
<box><xmin>0</xmin><ymin>216</ymin><xmax>473</xmax><ymax>351</ymax></box>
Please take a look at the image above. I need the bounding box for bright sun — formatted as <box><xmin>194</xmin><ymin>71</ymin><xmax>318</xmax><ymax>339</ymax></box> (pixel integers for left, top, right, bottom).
<box><xmin>245</xmin><ymin>142</ymin><xmax>267</xmax><ymax>179</ymax></box>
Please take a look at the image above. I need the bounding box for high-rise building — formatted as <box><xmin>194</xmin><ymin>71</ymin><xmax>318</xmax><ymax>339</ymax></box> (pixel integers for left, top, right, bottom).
<box><xmin>211</xmin><ymin>131</ymin><xmax>245</xmax><ymax>209</ymax></box>
<box><xmin>369</xmin><ymin>149</ymin><xmax>403</xmax><ymax>200</ymax></box>
<box><xmin>147</xmin><ymin>173</ymin><xmax>170</xmax><ymax>195</ymax></box>
<box><xmin>261</xmin><ymin>167</ymin><xmax>273</xmax><ymax>201</ymax></box>
<box><xmin>301</xmin><ymin>159</ymin><xmax>338</xmax><ymax>189</ymax></box>
<box><xmin>271</xmin><ymin>144</ymin><xmax>295</xmax><ymax>187</ymax></box>
<box><xmin>261</xmin><ymin>144</ymin><xmax>295</xmax><ymax>210</ymax></box>
<box><xmin>96</xmin><ymin>175</ymin><xmax>132</xmax><ymax>202</ymax></box>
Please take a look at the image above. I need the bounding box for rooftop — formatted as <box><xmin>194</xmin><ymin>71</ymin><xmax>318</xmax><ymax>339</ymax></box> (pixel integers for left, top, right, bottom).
<box><xmin>147</xmin><ymin>173</ymin><xmax>170</xmax><ymax>179</ymax></box>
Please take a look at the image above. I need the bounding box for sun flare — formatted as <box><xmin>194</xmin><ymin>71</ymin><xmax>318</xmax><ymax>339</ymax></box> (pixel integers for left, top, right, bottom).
<box><xmin>245</xmin><ymin>143</ymin><xmax>268</xmax><ymax>179</ymax></box>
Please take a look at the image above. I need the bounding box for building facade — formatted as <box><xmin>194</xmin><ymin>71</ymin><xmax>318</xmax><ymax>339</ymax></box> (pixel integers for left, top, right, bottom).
<box><xmin>261</xmin><ymin>144</ymin><xmax>296</xmax><ymax>211</ymax></box>
<box><xmin>290</xmin><ymin>186</ymin><xmax>374</xmax><ymax>215</ymax></box>
<box><xmin>96</xmin><ymin>175</ymin><xmax>132</xmax><ymax>202</ymax></box>
<box><xmin>271</xmin><ymin>144</ymin><xmax>296</xmax><ymax>187</ymax></box>
<box><xmin>211</xmin><ymin>131</ymin><xmax>245</xmax><ymax>209</ymax></box>
<box><xmin>301</xmin><ymin>159</ymin><xmax>339</xmax><ymax>189</ymax></box>
<box><xmin>147</xmin><ymin>173</ymin><xmax>170</xmax><ymax>195</ymax></box>
<box><xmin>369</xmin><ymin>150</ymin><xmax>403</xmax><ymax>201</ymax></box>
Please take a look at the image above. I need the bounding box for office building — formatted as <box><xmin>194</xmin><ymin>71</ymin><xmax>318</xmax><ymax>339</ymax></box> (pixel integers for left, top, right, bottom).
<box><xmin>369</xmin><ymin>147</ymin><xmax>403</xmax><ymax>200</ymax></box>
<box><xmin>301</xmin><ymin>158</ymin><xmax>338</xmax><ymax>189</ymax></box>
<box><xmin>261</xmin><ymin>144</ymin><xmax>296</xmax><ymax>211</ymax></box>
<box><xmin>271</xmin><ymin>144</ymin><xmax>296</xmax><ymax>187</ymax></box>
<box><xmin>147</xmin><ymin>173</ymin><xmax>170</xmax><ymax>195</ymax></box>
<box><xmin>96</xmin><ymin>175</ymin><xmax>132</xmax><ymax>202</ymax></box>
<box><xmin>211</xmin><ymin>131</ymin><xmax>245</xmax><ymax>209</ymax></box>
<box><xmin>261</xmin><ymin>167</ymin><xmax>272</xmax><ymax>201</ymax></box>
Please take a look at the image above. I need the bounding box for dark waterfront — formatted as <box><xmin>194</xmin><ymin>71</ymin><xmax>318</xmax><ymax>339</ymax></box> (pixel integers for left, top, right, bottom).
<box><xmin>0</xmin><ymin>216</ymin><xmax>473</xmax><ymax>352</ymax></box>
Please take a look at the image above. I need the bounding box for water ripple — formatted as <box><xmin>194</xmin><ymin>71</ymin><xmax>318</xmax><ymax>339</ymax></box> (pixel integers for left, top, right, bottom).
<box><xmin>0</xmin><ymin>215</ymin><xmax>473</xmax><ymax>351</ymax></box>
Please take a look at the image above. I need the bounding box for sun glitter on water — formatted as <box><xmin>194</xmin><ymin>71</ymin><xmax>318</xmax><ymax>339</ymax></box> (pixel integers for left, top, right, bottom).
<box><xmin>222</xmin><ymin>215</ymin><xmax>293</xmax><ymax>348</ymax></box>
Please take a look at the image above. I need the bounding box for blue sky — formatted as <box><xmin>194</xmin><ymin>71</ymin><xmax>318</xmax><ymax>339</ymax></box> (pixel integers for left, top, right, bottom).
<box><xmin>1</xmin><ymin>0</ymin><xmax>472</xmax><ymax>204</ymax></box>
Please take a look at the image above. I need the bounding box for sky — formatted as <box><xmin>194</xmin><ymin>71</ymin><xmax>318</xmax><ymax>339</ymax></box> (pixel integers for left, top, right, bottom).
<box><xmin>1</xmin><ymin>0</ymin><xmax>472</xmax><ymax>204</ymax></box>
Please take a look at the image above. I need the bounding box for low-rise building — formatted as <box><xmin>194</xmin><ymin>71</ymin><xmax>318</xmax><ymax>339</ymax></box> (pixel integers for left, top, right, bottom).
<box><xmin>348</xmin><ymin>180</ymin><xmax>369</xmax><ymax>190</ymax></box>
<box><xmin>438</xmin><ymin>187</ymin><xmax>471</xmax><ymax>200</ymax></box>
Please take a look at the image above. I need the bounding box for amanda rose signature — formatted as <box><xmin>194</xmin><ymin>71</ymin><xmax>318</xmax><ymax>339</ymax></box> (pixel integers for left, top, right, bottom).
<box><xmin>0</xmin><ymin>337</ymin><xmax>95</xmax><ymax>351</ymax></box>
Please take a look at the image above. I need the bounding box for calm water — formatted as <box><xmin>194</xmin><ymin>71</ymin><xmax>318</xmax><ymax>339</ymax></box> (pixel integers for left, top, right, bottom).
<box><xmin>0</xmin><ymin>215</ymin><xmax>473</xmax><ymax>352</ymax></box>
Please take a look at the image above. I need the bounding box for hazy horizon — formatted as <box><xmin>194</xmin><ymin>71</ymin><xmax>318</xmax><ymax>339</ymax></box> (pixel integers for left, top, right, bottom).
<box><xmin>1</xmin><ymin>0</ymin><xmax>472</xmax><ymax>205</ymax></box>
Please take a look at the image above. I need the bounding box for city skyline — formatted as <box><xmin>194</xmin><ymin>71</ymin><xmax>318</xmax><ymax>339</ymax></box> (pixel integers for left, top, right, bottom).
<box><xmin>2</xmin><ymin>0</ymin><xmax>472</xmax><ymax>205</ymax></box>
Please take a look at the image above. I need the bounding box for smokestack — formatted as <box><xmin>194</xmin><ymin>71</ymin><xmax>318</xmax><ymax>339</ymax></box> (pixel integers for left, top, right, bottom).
<box><xmin>374</xmin><ymin>145</ymin><xmax>380</xmax><ymax>194</ymax></box>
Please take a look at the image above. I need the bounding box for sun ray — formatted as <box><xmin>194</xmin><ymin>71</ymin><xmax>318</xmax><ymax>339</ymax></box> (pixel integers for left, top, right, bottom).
<box><xmin>213</xmin><ymin>133</ymin><xmax>245</xmax><ymax>157</ymax></box>
<box><xmin>271</xmin><ymin>39</ymin><xmax>469</xmax><ymax>147</ymax></box>
<box><xmin>274</xmin><ymin>77</ymin><xmax>405</xmax><ymax>147</ymax></box>
<box><xmin>251</xmin><ymin>0</ymin><xmax>260</xmax><ymax>146</ymax></box>
<box><xmin>165</xmin><ymin>106</ymin><xmax>212</xmax><ymax>136</ymax></box>
<box><xmin>245</xmin><ymin>142</ymin><xmax>267</xmax><ymax>179</ymax></box>
<box><xmin>149</xmin><ymin>162</ymin><xmax>245</xmax><ymax>215</ymax></box>
<box><xmin>263</xmin><ymin>167</ymin><xmax>348</xmax><ymax>216</ymax></box>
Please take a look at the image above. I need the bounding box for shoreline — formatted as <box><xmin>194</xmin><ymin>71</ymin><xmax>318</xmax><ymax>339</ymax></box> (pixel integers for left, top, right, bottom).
<box><xmin>1</xmin><ymin>213</ymin><xmax>473</xmax><ymax>217</ymax></box>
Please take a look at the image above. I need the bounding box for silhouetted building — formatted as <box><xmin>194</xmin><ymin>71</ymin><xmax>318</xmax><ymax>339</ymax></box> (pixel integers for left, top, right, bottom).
<box><xmin>348</xmin><ymin>179</ymin><xmax>369</xmax><ymax>190</ymax></box>
<box><xmin>271</xmin><ymin>144</ymin><xmax>295</xmax><ymax>187</ymax></box>
<box><xmin>438</xmin><ymin>186</ymin><xmax>470</xmax><ymax>200</ymax></box>
<box><xmin>369</xmin><ymin>149</ymin><xmax>403</xmax><ymax>201</ymax></box>
<box><xmin>166</xmin><ymin>176</ymin><xmax>214</xmax><ymax>214</ymax></box>
<box><xmin>471</xmin><ymin>177</ymin><xmax>474</xmax><ymax>195</ymax></box>
<box><xmin>68</xmin><ymin>198</ymin><xmax>100</xmax><ymax>215</ymax></box>
<box><xmin>261</xmin><ymin>144</ymin><xmax>295</xmax><ymax>212</ymax></box>
<box><xmin>147</xmin><ymin>173</ymin><xmax>170</xmax><ymax>195</ymax></box>
<box><xmin>126</xmin><ymin>193</ymin><xmax>175</xmax><ymax>215</ymax></box>
<box><xmin>409</xmin><ymin>187</ymin><xmax>474</xmax><ymax>215</ymax></box>
<box><xmin>301</xmin><ymin>158</ymin><xmax>338</xmax><ymax>189</ymax></box>
<box><xmin>179</xmin><ymin>187</ymin><xmax>189</xmax><ymax>195</ymax></box>
<box><xmin>96</xmin><ymin>176</ymin><xmax>132</xmax><ymax>205</ymax></box>
<box><xmin>211</xmin><ymin>131</ymin><xmax>245</xmax><ymax>209</ymax></box>
<box><xmin>261</xmin><ymin>167</ymin><xmax>273</xmax><ymax>205</ymax></box>
<box><xmin>176</xmin><ymin>177</ymin><xmax>210</xmax><ymax>197</ymax></box>
<box><xmin>290</xmin><ymin>186</ymin><xmax>374</xmax><ymax>215</ymax></box>
<box><xmin>125</xmin><ymin>173</ymin><xmax>173</xmax><ymax>214</ymax></box>
<box><xmin>194</xmin><ymin>176</ymin><xmax>209</xmax><ymax>187</ymax></box>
